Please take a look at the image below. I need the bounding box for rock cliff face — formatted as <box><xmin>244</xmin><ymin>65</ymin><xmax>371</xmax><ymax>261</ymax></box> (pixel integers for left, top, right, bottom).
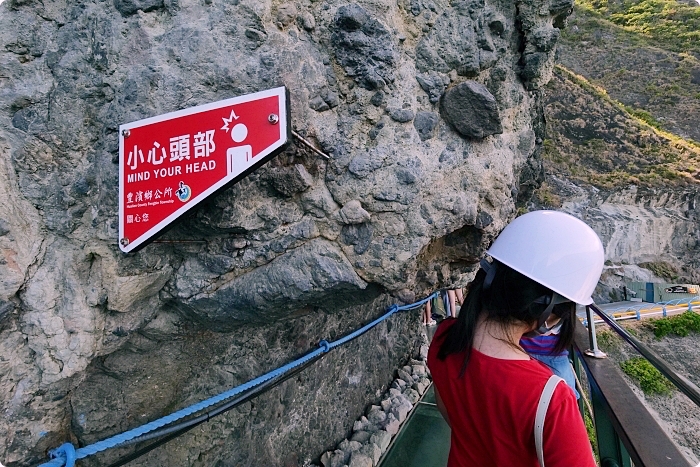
<box><xmin>536</xmin><ymin>67</ymin><xmax>700</xmax><ymax>296</ymax></box>
<box><xmin>551</xmin><ymin>182</ymin><xmax>700</xmax><ymax>302</ymax></box>
<box><xmin>0</xmin><ymin>0</ymin><xmax>570</xmax><ymax>464</ymax></box>
<box><xmin>528</xmin><ymin>17</ymin><xmax>700</xmax><ymax>462</ymax></box>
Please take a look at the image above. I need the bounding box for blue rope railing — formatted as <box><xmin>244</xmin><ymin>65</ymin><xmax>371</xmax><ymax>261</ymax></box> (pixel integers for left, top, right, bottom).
<box><xmin>40</xmin><ymin>293</ymin><xmax>437</xmax><ymax>467</ymax></box>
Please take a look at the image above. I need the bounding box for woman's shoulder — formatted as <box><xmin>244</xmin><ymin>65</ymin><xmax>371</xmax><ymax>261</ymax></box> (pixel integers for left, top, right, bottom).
<box><xmin>427</xmin><ymin>318</ymin><xmax>457</xmax><ymax>367</ymax></box>
<box><xmin>435</xmin><ymin>317</ymin><xmax>457</xmax><ymax>336</ymax></box>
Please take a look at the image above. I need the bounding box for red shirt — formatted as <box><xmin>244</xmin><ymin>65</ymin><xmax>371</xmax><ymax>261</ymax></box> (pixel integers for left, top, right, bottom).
<box><xmin>427</xmin><ymin>319</ymin><xmax>596</xmax><ymax>467</ymax></box>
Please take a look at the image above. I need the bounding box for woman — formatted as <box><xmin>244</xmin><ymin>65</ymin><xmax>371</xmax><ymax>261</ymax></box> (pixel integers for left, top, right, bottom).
<box><xmin>427</xmin><ymin>210</ymin><xmax>604</xmax><ymax>467</ymax></box>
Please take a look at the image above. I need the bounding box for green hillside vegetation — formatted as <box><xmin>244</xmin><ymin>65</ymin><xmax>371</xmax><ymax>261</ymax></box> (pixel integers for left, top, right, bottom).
<box><xmin>539</xmin><ymin>66</ymin><xmax>700</xmax><ymax>194</ymax></box>
<box><xmin>645</xmin><ymin>311</ymin><xmax>700</xmax><ymax>338</ymax></box>
<box><xmin>556</xmin><ymin>2</ymin><xmax>700</xmax><ymax>145</ymax></box>
<box><xmin>578</xmin><ymin>0</ymin><xmax>700</xmax><ymax>56</ymax></box>
<box><xmin>638</xmin><ymin>261</ymin><xmax>680</xmax><ymax>281</ymax></box>
<box><xmin>595</xmin><ymin>327</ymin><xmax>677</xmax><ymax>396</ymax></box>
<box><xmin>620</xmin><ymin>356</ymin><xmax>676</xmax><ymax>395</ymax></box>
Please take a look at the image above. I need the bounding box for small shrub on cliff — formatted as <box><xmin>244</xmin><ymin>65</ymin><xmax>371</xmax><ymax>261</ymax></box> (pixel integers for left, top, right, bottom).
<box><xmin>620</xmin><ymin>357</ymin><xmax>675</xmax><ymax>395</ymax></box>
<box><xmin>623</xmin><ymin>106</ymin><xmax>662</xmax><ymax>129</ymax></box>
<box><xmin>651</xmin><ymin>166</ymin><xmax>680</xmax><ymax>180</ymax></box>
<box><xmin>646</xmin><ymin>311</ymin><xmax>700</xmax><ymax>338</ymax></box>
<box><xmin>638</xmin><ymin>261</ymin><xmax>678</xmax><ymax>281</ymax></box>
<box><xmin>533</xmin><ymin>183</ymin><xmax>562</xmax><ymax>208</ymax></box>
<box><xmin>595</xmin><ymin>328</ymin><xmax>620</xmax><ymax>351</ymax></box>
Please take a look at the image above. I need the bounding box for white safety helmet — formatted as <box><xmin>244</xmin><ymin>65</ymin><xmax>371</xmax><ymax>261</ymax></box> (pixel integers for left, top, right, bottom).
<box><xmin>486</xmin><ymin>210</ymin><xmax>605</xmax><ymax>305</ymax></box>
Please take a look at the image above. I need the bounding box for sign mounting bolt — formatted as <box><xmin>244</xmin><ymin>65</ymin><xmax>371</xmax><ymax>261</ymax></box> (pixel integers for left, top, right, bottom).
<box><xmin>120</xmin><ymin>238</ymin><xmax>130</xmax><ymax>247</ymax></box>
<box><xmin>122</xmin><ymin>129</ymin><xmax>130</xmax><ymax>138</ymax></box>
<box><xmin>268</xmin><ymin>114</ymin><xmax>279</xmax><ymax>125</ymax></box>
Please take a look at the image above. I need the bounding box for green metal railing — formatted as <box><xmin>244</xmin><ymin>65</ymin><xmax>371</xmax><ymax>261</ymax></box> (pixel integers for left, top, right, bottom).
<box><xmin>573</xmin><ymin>304</ymin><xmax>700</xmax><ymax>467</ymax></box>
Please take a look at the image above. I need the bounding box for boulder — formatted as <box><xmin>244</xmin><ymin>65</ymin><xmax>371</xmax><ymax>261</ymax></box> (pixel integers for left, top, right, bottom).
<box><xmin>440</xmin><ymin>81</ymin><xmax>503</xmax><ymax>139</ymax></box>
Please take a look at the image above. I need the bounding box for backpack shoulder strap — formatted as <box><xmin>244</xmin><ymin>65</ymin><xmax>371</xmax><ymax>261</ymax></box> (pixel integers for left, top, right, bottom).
<box><xmin>535</xmin><ymin>375</ymin><xmax>564</xmax><ymax>467</ymax></box>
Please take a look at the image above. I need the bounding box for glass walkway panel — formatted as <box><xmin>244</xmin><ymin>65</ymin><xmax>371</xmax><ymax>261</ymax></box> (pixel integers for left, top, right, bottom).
<box><xmin>378</xmin><ymin>385</ymin><xmax>451</xmax><ymax>467</ymax></box>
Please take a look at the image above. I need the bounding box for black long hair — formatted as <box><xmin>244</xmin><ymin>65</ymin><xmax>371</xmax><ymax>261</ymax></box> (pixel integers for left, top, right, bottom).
<box><xmin>548</xmin><ymin>301</ymin><xmax>576</xmax><ymax>355</ymax></box>
<box><xmin>437</xmin><ymin>260</ymin><xmax>576</xmax><ymax>375</ymax></box>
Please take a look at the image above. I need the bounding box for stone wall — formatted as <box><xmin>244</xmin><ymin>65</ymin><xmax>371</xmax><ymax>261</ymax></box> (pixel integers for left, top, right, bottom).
<box><xmin>0</xmin><ymin>0</ymin><xmax>570</xmax><ymax>464</ymax></box>
<box><xmin>537</xmin><ymin>178</ymin><xmax>700</xmax><ymax>301</ymax></box>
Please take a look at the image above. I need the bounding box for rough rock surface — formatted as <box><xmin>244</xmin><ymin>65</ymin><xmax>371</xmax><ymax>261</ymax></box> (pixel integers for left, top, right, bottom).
<box><xmin>573</xmin><ymin>186</ymin><xmax>699</xmax><ymax>267</ymax></box>
<box><xmin>313</xmin><ymin>342</ymin><xmax>432</xmax><ymax>467</ymax></box>
<box><xmin>552</xmin><ymin>183</ymin><xmax>700</xmax><ymax>303</ymax></box>
<box><xmin>0</xmin><ymin>0</ymin><xmax>569</xmax><ymax>465</ymax></box>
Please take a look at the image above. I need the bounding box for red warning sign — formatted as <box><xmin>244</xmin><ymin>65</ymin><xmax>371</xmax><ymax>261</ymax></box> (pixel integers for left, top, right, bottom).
<box><xmin>118</xmin><ymin>87</ymin><xmax>290</xmax><ymax>253</ymax></box>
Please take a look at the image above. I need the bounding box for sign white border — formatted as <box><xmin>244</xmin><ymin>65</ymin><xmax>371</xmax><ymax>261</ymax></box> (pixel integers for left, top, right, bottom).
<box><xmin>118</xmin><ymin>86</ymin><xmax>289</xmax><ymax>253</ymax></box>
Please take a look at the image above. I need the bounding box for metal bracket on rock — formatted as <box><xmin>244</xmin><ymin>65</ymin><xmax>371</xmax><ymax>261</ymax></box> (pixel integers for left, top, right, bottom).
<box><xmin>292</xmin><ymin>130</ymin><xmax>330</xmax><ymax>160</ymax></box>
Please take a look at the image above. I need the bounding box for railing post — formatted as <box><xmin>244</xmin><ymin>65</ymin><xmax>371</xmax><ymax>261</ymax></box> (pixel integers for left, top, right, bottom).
<box><xmin>585</xmin><ymin>305</ymin><xmax>607</xmax><ymax>358</ymax></box>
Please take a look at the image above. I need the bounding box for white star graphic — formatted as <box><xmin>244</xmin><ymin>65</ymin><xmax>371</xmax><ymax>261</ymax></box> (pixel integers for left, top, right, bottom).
<box><xmin>221</xmin><ymin>109</ymin><xmax>240</xmax><ymax>133</ymax></box>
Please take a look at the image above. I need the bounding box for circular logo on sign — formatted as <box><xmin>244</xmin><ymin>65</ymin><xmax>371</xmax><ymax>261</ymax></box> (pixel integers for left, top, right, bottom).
<box><xmin>176</xmin><ymin>181</ymin><xmax>191</xmax><ymax>202</ymax></box>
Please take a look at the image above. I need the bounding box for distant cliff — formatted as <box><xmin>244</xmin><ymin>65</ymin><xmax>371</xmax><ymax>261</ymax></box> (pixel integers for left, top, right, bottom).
<box><xmin>528</xmin><ymin>2</ymin><xmax>700</xmax><ymax>461</ymax></box>
<box><xmin>529</xmin><ymin>2</ymin><xmax>700</xmax><ymax>290</ymax></box>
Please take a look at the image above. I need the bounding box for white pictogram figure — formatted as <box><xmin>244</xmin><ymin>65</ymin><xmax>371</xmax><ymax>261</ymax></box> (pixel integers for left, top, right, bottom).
<box><xmin>193</xmin><ymin>130</ymin><xmax>216</xmax><ymax>158</ymax></box>
<box><xmin>226</xmin><ymin>123</ymin><xmax>252</xmax><ymax>176</ymax></box>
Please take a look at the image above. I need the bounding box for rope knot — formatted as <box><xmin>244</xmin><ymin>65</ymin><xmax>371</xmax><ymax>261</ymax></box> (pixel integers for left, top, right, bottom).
<box><xmin>387</xmin><ymin>304</ymin><xmax>399</xmax><ymax>314</ymax></box>
<box><xmin>318</xmin><ymin>340</ymin><xmax>330</xmax><ymax>353</ymax></box>
<box><xmin>49</xmin><ymin>443</ymin><xmax>77</xmax><ymax>467</ymax></box>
